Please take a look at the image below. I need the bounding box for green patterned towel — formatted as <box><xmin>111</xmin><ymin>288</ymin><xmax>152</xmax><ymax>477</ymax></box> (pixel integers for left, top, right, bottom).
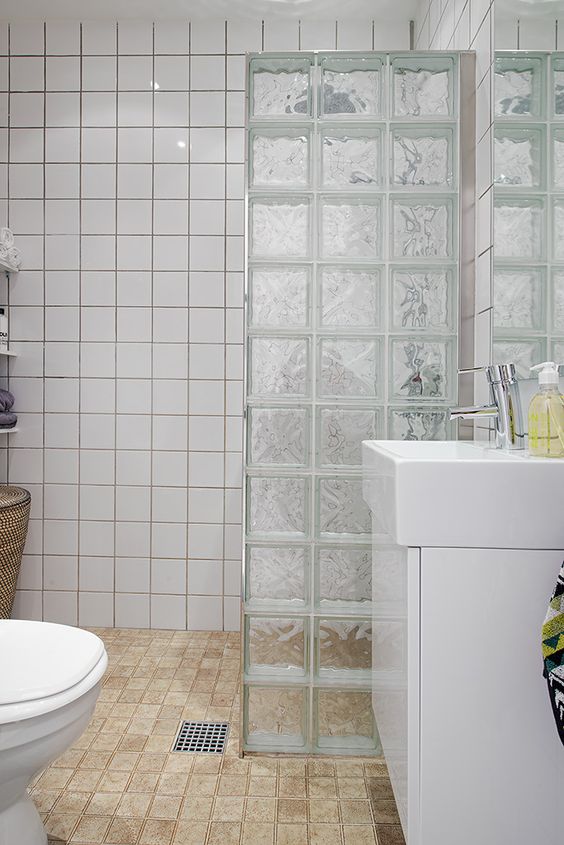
<box><xmin>542</xmin><ymin>561</ymin><xmax>564</xmax><ymax>745</ymax></box>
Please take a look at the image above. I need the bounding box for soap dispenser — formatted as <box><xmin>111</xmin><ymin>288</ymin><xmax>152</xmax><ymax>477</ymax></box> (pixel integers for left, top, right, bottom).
<box><xmin>528</xmin><ymin>362</ymin><xmax>564</xmax><ymax>457</ymax></box>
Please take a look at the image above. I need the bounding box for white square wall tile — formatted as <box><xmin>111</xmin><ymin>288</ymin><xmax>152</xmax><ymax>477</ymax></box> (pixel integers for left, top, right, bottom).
<box><xmin>227</xmin><ymin>19</ymin><xmax>262</xmax><ymax>53</ymax></box>
<box><xmin>191</xmin><ymin>56</ymin><xmax>225</xmax><ymax>90</ymax></box>
<box><xmin>82</xmin><ymin>21</ymin><xmax>117</xmax><ymax>55</ymax></box>
<box><xmin>115</xmin><ymin>485</ymin><xmax>151</xmax><ymax>522</ymax></box>
<box><xmin>188</xmin><ymin>595</ymin><xmax>223</xmax><ymax>631</ymax></box>
<box><xmin>9</xmin><ymin>22</ymin><xmax>44</xmax><ymax>55</ymax></box>
<box><xmin>151</xmin><ymin>558</ymin><xmax>186</xmax><ymax>593</ymax></box>
<box><xmin>115</xmin><ymin>558</ymin><xmax>150</xmax><ymax>593</ymax></box>
<box><xmin>79</xmin><ymin>591</ymin><xmax>114</xmax><ymax>627</ymax></box>
<box><xmin>117</xmin><ymin>20</ymin><xmax>154</xmax><ymax>54</ymax></box>
<box><xmin>46</xmin><ymin>21</ymin><xmax>81</xmax><ymax>55</ymax></box>
<box><xmin>154</xmin><ymin>20</ymin><xmax>190</xmax><ymax>54</ymax></box>
<box><xmin>151</xmin><ymin>594</ymin><xmax>186</xmax><ymax>630</ymax></box>
<box><xmin>187</xmin><ymin>523</ymin><xmax>224</xmax><ymax>559</ymax></box>
<box><xmin>79</xmin><ymin>557</ymin><xmax>114</xmax><ymax>592</ymax></box>
<box><xmin>262</xmin><ymin>20</ymin><xmax>299</xmax><ymax>51</ymax></box>
<box><xmin>44</xmin><ymin>591</ymin><xmax>78</xmax><ymax>626</ymax></box>
<box><xmin>188</xmin><ymin>560</ymin><xmax>223</xmax><ymax>596</ymax></box>
<box><xmin>115</xmin><ymin>594</ymin><xmax>150</xmax><ymax>628</ymax></box>
<box><xmin>190</xmin><ymin>20</ymin><xmax>225</xmax><ymax>54</ymax></box>
<box><xmin>79</xmin><ymin>521</ymin><xmax>115</xmax><ymax>557</ymax></box>
<box><xmin>44</xmin><ymin>556</ymin><xmax>78</xmax><ymax>590</ymax></box>
<box><xmin>153</xmin><ymin>56</ymin><xmax>190</xmax><ymax>90</ymax></box>
<box><xmin>223</xmin><ymin>596</ymin><xmax>240</xmax><ymax>631</ymax></box>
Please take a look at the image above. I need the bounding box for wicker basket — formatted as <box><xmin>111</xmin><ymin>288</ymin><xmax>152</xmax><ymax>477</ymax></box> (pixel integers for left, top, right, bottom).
<box><xmin>0</xmin><ymin>486</ymin><xmax>31</xmax><ymax>619</ymax></box>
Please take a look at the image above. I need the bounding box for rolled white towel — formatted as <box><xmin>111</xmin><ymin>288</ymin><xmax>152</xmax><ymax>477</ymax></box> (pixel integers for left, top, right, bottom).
<box><xmin>0</xmin><ymin>228</ymin><xmax>14</xmax><ymax>249</ymax></box>
<box><xmin>0</xmin><ymin>245</ymin><xmax>7</xmax><ymax>261</ymax></box>
<box><xmin>6</xmin><ymin>247</ymin><xmax>21</xmax><ymax>268</ymax></box>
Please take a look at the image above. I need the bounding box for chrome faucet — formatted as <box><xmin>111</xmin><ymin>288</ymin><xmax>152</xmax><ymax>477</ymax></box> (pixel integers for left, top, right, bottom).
<box><xmin>450</xmin><ymin>363</ymin><xmax>525</xmax><ymax>450</ymax></box>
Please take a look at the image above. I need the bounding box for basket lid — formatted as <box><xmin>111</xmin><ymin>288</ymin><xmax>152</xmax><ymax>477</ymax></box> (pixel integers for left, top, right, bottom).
<box><xmin>0</xmin><ymin>486</ymin><xmax>30</xmax><ymax>509</ymax></box>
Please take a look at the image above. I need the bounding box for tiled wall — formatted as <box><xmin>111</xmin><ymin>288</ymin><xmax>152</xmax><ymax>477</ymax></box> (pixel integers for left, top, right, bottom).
<box><xmin>496</xmin><ymin>17</ymin><xmax>560</xmax><ymax>51</ymax></box>
<box><xmin>415</xmin><ymin>0</ymin><xmax>494</xmax><ymax>402</ymax></box>
<box><xmin>0</xmin><ymin>18</ymin><xmax>409</xmax><ymax>631</ymax></box>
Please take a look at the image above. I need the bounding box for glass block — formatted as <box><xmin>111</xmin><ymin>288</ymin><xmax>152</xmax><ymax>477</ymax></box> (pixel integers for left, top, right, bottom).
<box><xmin>390</xmin><ymin>266</ymin><xmax>455</xmax><ymax>332</ymax></box>
<box><xmin>320</xmin><ymin>127</ymin><xmax>382</xmax><ymax>188</ymax></box>
<box><xmin>319</xmin><ymin>197</ymin><xmax>382</xmax><ymax>260</ymax></box>
<box><xmin>314</xmin><ymin>689</ymin><xmax>378</xmax><ymax>753</ymax></box>
<box><xmin>392</xmin><ymin>125</ymin><xmax>454</xmax><ymax>188</ymax></box>
<box><xmin>315</xmin><ymin>546</ymin><xmax>372</xmax><ymax>608</ymax></box>
<box><xmin>317</xmin><ymin>406</ymin><xmax>381</xmax><ymax>468</ymax></box>
<box><xmin>248</xmin><ymin>336</ymin><xmax>309</xmax><ymax>398</ymax></box>
<box><xmin>493</xmin><ymin>268</ymin><xmax>545</xmax><ymax>332</ymax></box>
<box><xmin>316</xmin><ymin>618</ymin><xmax>372</xmax><ymax>680</ymax></box>
<box><xmin>388</xmin><ymin>406</ymin><xmax>453</xmax><ymax>440</ymax></box>
<box><xmin>249</xmin><ymin>56</ymin><xmax>311</xmax><ymax>119</ymax></box>
<box><xmin>372</xmin><ymin>618</ymin><xmax>406</xmax><ymax>672</ymax></box>
<box><xmin>492</xmin><ymin>338</ymin><xmax>545</xmax><ymax>379</ymax></box>
<box><xmin>372</xmin><ymin>544</ymin><xmax>408</xmax><ymax>604</ymax></box>
<box><xmin>392</xmin><ymin>55</ymin><xmax>455</xmax><ymax>118</ymax></box>
<box><xmin>249</xmin><ymin>265</ymin><xmax>310</xmax><ymax>329</ymax></box>
<box><xmin>318</xmin><ymin>337</ymin><xmax>382</xmax><ymax>399</ymax></box>
<box><xmin>390</xmin><ymin>337</ymin><xmax>453</xmax><ymax>401</ymax></box>
<box><xmin>494</xmin><ymin>198</ymin><xmax>544</xmax><ymax>261</ymax></box>
<box><xmin>250</xmin><ymin>127</ymin><xmax>310</xmax><ymax>189</ymax></box>
<box><xmin>317</xmin><ymin>476</ymin><xmax>371</xmax><ymax>539</ymax></box>
<box><xmin>553</xmin><ymin>199</ymin><xmax>564</xmax><ymax>262</ymax></box>
<box><xmin>320</xmin><ymin>55</ymin><xmax>382</xmax><ymax>118</ymax></box>
<box><xmin>552</xmin><ymin>270</ymin><xmax>564</xmax><ymax>332</ymax></box>
<box><xmin>246</xmin><ymin>616</ymin><xmax>307</xmax><ymax>678</ymax></box>
<box><xmin>318</xmin><ymin>265</ymin><xmax>383</xmax><ymax>330</ymax></box>
<box><xmin>391</xmin><ymin>196</ymin><xmax>454</xmax><ymax>259</ymax></box>
<box><xmin>494</xmin><ymin>54</ymin><xmax>545</xmax><ymax>119</ymax></box>
<box><xmin>247</xmin><ymin>476</ymin><xmax>308</xmax><ymax>538</ymax></box>
<box><xmin>246</xmin><ymin>545</ymin><xmax>308</xmax><ymax>607</ymax></box>
<box><xmin>248</xmin><ymin>406</ymin><xmax>309</xmax><ymax>467</ymax></box>
<box><xmin>249</xmin><ymin>197</ymin><xmax>311</xmax><ymax>259</ymax></box>
<box><xmin>494</xmin><ymin>125</ymin><xmax>544</xmax><ymax>188</ymax></box>
<box><xmin>553</xmin><ymin>57</ymin><xmax>564</xmax><ymax>117</ymax></box>
<box><xmin>245</xmin><ymin>685</ymin><xmax>308</xmax><ymax>751</ymax></box>
<box><xmin>551</xmin><ymin>340</ymin><xmax>564</xmax><ymax>363</ymax></box>
<box><xmin>552</xmin><ymin>128</ymin><xmax>564</xmax><ymax>187</ymax></box>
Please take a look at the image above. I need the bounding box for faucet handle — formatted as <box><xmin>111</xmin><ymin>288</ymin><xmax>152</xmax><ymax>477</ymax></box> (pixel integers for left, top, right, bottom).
<box><xmin>458</xmin><ymin>363</ymin><xmax>517</xmax><ymax>383</ymax></box>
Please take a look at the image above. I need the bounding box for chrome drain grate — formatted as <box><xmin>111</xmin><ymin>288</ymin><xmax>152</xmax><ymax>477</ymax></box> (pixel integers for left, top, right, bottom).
<box><xmin>172</xmin><ymin>721</ymin><xmax>229</xmax><ymax>754</ymax></box>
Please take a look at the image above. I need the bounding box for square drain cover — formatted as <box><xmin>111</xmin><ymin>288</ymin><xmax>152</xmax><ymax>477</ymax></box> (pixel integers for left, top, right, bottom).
<box><xmin>173</xmin><ymin>721</ymin><xmax>229</xmax><ymax>754</ymax></box>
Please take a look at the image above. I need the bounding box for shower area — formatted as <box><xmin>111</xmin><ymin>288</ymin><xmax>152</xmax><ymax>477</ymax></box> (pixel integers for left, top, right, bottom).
<box><xmin>241</xmin><ymin>51</ymin><xmax>468</xmax><ymax>755</ymax></box>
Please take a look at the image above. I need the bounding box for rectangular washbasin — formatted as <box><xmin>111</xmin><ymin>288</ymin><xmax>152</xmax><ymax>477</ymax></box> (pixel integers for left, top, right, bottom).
<box><xmin>362</xmin><ymin>440</ymin><xmax>564</xmax><ymax>549</ymax></box>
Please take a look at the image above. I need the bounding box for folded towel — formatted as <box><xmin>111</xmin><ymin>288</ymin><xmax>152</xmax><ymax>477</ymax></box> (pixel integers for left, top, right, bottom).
<box><xmin>6</xmin><ymin>247</ymin><xmax>21</xmax><ymax>268</ymax></box>
<box><xmin>0</xmin><ymin>412</ymin><xmax>17</xmax><ymax>429</ymax></box>
<box><xmin>542</xmin><ymin>560</ymin><xmax>564</xmax><ymax>745</ymax></box>
<box><xmin>0</xmin><ymin>390</ymin><xmax>15</xmax><ymax>413</ymax></box>
<box><xmin>0</xmin><ymin>228</ymin><xmax>14</xmax><ymax>249</ymax></box>
<box><xmin>0</xmin><ymin>245</ymin><xmax>7</xmax><ymax>260</ymax></box>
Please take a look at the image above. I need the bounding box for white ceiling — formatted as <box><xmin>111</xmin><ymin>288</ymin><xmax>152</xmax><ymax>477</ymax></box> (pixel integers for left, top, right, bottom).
<box><xmin>0</xmin><ymin>0</ymin><xmax>418</xmax><ymax>20</ymax></box>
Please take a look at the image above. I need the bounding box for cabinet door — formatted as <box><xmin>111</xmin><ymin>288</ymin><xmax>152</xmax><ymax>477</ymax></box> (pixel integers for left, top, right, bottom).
<box><xmin>419</xmin><ymin>547</ymin><xmax>564</xmax><ymax>845</ymax></box>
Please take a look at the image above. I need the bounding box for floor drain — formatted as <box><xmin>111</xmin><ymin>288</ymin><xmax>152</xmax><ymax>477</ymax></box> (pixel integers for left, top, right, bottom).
<box><xmin>172</xmin><ymin>721</ymin><xmax>229</xmax><ymax>754</ymax></box>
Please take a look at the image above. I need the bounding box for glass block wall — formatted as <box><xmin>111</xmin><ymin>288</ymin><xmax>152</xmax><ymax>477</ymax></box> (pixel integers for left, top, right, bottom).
<box><xmin>243</xmin><ymin>52</ymin><xmax>460</xmax><ymax>755</ymax></box>
<box><xmin>493</xmin><ymin>52</ymin><xmax>564</xmax><ymax>371</ymax></box>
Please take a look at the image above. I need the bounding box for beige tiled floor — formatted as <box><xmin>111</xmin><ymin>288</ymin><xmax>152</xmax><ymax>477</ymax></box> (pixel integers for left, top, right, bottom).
<box><xmin>31</xmin><ymin>628</ymin><xmax>405</xmax><ymax>845</ymax></box>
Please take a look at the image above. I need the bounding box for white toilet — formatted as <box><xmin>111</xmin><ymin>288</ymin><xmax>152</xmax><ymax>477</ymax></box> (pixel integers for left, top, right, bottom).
<box><xmin>0</xmin><ymin>620</ymin><xmax>108</xmax><ymax>845</ymax></box>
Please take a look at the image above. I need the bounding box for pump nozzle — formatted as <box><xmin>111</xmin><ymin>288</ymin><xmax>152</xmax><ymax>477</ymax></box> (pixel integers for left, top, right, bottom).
<box><xmin>531</xmin><ymin>361</ymin><xmax>561</xmax><ymax>386</ymax></box>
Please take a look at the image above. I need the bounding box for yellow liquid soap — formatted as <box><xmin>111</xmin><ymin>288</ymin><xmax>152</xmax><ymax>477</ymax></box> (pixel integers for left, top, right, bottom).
<box><xmin>528</xmin><ymin>387</ymin><xmax>564</xmax><ymax>458</ymax></box>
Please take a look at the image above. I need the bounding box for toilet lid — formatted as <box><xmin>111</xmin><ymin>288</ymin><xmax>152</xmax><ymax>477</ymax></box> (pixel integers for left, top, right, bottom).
<box><xmin>0</xmin><ymin>620</ymin><xmax>106</xmax><ymax>705</ymax></box>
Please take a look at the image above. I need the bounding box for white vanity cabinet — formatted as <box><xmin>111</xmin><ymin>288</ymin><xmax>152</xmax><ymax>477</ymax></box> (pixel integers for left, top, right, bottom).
<box><xmin>363</xmin><ymin>440</ymin><xmax>564</xmax><ymax>845</ymax></box>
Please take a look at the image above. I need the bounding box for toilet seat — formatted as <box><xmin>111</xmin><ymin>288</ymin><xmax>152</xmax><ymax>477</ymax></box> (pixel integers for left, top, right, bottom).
<box><xmin>0</xmin><ymin>620</ymin><xmax>108</xmax><ymax>724</ymax></box>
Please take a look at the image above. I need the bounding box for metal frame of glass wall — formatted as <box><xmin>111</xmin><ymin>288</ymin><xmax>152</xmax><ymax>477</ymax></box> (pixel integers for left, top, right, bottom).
<box><xmin>241</xmin><ymin>51</ymin><xmax>465</xmax><ymax>755</ymax></box>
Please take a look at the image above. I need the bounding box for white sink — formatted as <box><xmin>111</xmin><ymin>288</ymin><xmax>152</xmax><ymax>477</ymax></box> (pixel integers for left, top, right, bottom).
<box><xmin>362</xmin><ymin>440</ymin><xmax>564</xmax><ymax>548</ymax></box>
